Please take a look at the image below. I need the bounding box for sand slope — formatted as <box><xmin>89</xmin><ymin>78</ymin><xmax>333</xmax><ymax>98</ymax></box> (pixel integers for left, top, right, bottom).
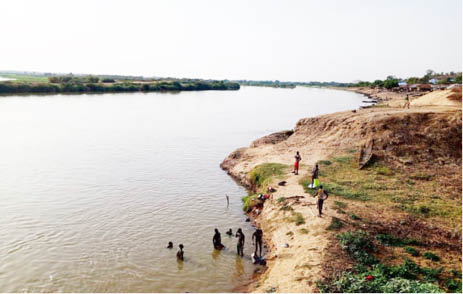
<box><xmin>411</xmin><ymin>89</ymin><xmax>461</xmax><ymax>106</ymax></box>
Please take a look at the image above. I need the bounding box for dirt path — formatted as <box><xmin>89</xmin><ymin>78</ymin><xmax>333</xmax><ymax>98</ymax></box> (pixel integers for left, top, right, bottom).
<box><xmin>252</xmin><ymin>171</ymin><xmax>339</xmax><ymax>292</ymax></box>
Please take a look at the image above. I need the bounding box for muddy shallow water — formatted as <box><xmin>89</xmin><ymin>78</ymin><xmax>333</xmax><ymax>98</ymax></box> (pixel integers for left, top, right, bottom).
<box><xmin>0</xmin><ymin>86</ymin><xmax>364</xmax><ymax>292</ymax></box>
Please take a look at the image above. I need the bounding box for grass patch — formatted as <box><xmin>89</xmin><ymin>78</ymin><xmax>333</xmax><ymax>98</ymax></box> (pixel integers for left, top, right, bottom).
<box><xmin>241</xmin><ymin>195</ymin><xmax>261</xmax><ymax>212</ymax></box>
<box><xmin>332</xmin><ymin>156</ymin><xmax>352</xmax><ymax>164</ymax></box>
<box><xmin>375</xmin><ymin>233</ymin><xmax>422</xmax><ymax>247</ymax></box>
<box><xmin>249</xmin><ymin>163</ymin><xmax>287</xmax><ymax>189</ymax></box>
<box><xmin>324</xmin><ymin>182</ymin><xmax>370</xmax><ymax>201</ymax></box>
<box><xmin>327</xmin><ymin>217</ymin><xmax>343</xmax><ymax>230</ymax></box>
<box><xmin>409</xmin><ymin>173</ymin><xmax>432</xmax><ymax>181</ymax></box>
<box><xmin>299</xmin><ymin>228</ymin><xmax>308</xmax><ymax>234</ymax></box>
<box><xmin>405</xmin><ymin>246</ymin><xmax>420</xmax><ymax>257</ymax></box>
<box><xmin>318</xmin><ymin>160</ymin><xmax>332</xmax><ymax>166</ymax></box>
<box><xmin>376</xmin><ymin>166</ymin><xmax>394</xmax><ymax>176</ymax></box>
<box><xmin>334</xmin><ymin>201</ymin><xmax>347</xmax><ymax>209</ymax></box>
<box><xmin>423</xmin><ymin>252</ymin><xmax>440</xmax><ymax>262</ymax></box>
<box><xmin>350</xmin><ymin>213</ymin><xmax>361</xmax><ymax>221</ymax></box>
<box><xmin>293</xmin><ymin>213</ymin><xmax>305</xmax><ymax>226</ymax></box>
<box><xmin>277</xmin><ymin>197</ymin><xmax>285</xmax><ymax>203</ymax></box>
<box><xmin>280</xmin><ymin>205</ymin><xmax>293</xmax><ymax>212</ymax></box>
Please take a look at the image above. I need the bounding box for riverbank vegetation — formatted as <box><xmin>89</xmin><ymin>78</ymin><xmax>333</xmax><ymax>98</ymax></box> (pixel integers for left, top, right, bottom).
<box><xmin>0</xmin><ymin>72</ymin><xmax>240</xmax><ymax>94</ymax></box>
<box><xmin>241</xmin><ymin>163</ymin><xmax>288</xmax><ymax>212</ymax></box>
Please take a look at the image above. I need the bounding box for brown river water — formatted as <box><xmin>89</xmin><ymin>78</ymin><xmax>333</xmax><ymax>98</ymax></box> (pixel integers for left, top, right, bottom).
<box><xmin>0</xmin><ymin>86</ymin><xmax>365</xmax><ymax>292</ymax></box>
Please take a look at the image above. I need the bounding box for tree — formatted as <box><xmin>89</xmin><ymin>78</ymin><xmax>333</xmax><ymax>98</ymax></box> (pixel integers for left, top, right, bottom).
<box><xmin>383</xmin><ymin>79</ymin><xmax>399</xmax><ymax>89</ymax></box>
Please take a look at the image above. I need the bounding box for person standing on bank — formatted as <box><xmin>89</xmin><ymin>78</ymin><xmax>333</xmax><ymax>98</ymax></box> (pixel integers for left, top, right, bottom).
<box><xmin>313</xmin><ymin>185</ymin><xmax>329</xmax><ymax>217</ymax></box>
<box><xmin>293</xmin><ymin>151</ymin><xmax>302</xmax><ymax>175</ymax></box>
<box><xmin>311</xmin><ymin>163</ymin><xmax>319</xmax><ymax>186</ymax></box>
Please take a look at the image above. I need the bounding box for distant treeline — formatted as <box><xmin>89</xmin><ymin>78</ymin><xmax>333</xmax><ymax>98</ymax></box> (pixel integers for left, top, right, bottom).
<box><xmin>0</xmin><ymin>79</ymin><xmax>240</xmax><ymax>94</ymax></box>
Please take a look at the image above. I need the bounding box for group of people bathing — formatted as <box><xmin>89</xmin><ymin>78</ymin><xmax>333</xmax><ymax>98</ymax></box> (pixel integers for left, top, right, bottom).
<box><xmin>167</xmin><ymin>228</ymin><xmax>264</xmax><ymax>264</ymax></box>
<box><xmin>293</xmin><ymin>151</ymin><xmax>328</xmax><ymax>217</ymax></box>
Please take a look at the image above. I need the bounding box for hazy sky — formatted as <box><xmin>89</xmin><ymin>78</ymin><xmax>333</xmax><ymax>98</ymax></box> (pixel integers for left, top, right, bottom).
<box><xmin>1</xmin><ymin>0</ymin><xmax>461</xmax><ymax>82</ymax></box>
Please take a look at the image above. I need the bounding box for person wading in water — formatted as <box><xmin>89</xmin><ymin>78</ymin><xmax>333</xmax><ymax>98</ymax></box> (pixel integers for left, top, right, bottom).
<box><xmin>293</xmin><ymin>151</ymin><xmax>302</xmax><ymax>175</ymax></box>
<box><xmin>313</xmin><ymin>185</ymin><xmax>329</xmax><ymax>217</ymax></box>
<box><xmin>252</xmin><ymin>228</ymin><xmax>263</xmax><ymax>257</ymax></box>
<box><xmin>213</xmin><ymin>228</ymin><xmax>224</xmax><ymax>250</ymax></box>
<box><xmin>235</xmin><ymin>228</ymin><xmax>245</xmax><ymax>257</ymax></box>
<box><xmin>177</xmin><ymin>244</ymin><xmax>184</xmax><ymax>261</ymax></box>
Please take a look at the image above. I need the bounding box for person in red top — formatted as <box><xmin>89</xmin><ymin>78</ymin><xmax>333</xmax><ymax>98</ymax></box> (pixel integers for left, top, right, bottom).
<box><xmin>293</xmin><ymin>151</ymin><xmax>302</xmax><ymax>175</ymax></box>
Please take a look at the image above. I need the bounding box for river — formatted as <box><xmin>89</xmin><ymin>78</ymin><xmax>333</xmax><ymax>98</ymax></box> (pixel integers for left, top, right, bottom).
<box><xmin>0</xmin><ymin>86</ymin><xmax>364</xmax><ymax>292</ymax></box>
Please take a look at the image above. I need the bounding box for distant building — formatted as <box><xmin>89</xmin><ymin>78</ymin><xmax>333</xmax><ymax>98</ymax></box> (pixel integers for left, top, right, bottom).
<box><xmin>429</xmin><ymin>78</ymin><xmax>439</xmax><ymax>85</ymax></box>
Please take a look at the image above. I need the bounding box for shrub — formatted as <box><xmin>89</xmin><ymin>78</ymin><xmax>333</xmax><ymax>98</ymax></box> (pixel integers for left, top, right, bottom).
<box><xmin>318</xmin><ymin>160</ymin><xmax>332</xmax><ymax>165</ymax></box>
<box><xmin>405</xmin><ymin>246</ymin><xmax>420</xmax><ymax>257</ymax></box>
<box><xmin>446</xmin><ymin>279</ymin><xmax>462</xmax><ymax>292</ymax></box>
<box><xmin>277</xmin><ymin>197</ymin><xmax>285</xmax><ymax>203</ymax></box>
<box><xmin>337</xmin><ymin>231</ymin><xmax>379</xmax><ymax>265</ymax></box>
<box><xmin>423</xmin><ymin>252</ymin><xmax>440</xmax><ymax>262</ymax></box>
<box><xmin>350</xmin><ymin>214</ymin><xmax>361</xmax><ymax>220</ymax></box>
<box><xmin>299</xmin><ymin>228</ymin><xmax>308</xmax><ymax>234</ymax></box>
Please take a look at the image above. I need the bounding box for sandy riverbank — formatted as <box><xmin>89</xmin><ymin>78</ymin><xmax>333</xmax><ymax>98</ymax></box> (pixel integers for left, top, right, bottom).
<box><xmin>221</xmin><ymin>88</ymin><xmax>462</xmax><ymax>292</ymax></box>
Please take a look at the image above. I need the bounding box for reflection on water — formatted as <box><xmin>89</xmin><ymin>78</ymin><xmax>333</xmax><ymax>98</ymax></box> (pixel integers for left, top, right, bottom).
<box><xmin>0</xmin><ymin>87</ymin><xmax>364</xmax><ymax>292</ymax></box>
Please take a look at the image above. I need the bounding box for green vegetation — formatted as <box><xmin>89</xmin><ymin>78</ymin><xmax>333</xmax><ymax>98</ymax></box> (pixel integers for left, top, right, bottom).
<box><xmin>299</xmin><ymin>228</ymin><xmax>308</xmax><ymax>234</ymax></box>
<box><xmin>0</xmin><ymin>79</ymin><xmax>240</xmax><ymax>94</ymax></box>
<box><xmin>334</xmin><ymin>201</ymin><xmax>347</xmax><ymax>209</ymax></box>
<box><xmin>0</xmin><ymin>72</ymin><xmax>240</xmax><ymax>95</ymax></box>
<box><xmin>293</xmin><ymin>213</ymin><xmax>305</xmax><ymax>226</ymax></box>
<box><xmin>350</xmin><ymin>213</ymin><xmax>361</xmax><ymax>221</ymax></box>
<box><xmin>337</xmin><ymin>231</ymin><xmax>379</xmax><ymax>265</ymax></box>
<box><xmin>318</xmin><ymin>261</ymin><xmax>443</xmax><ymax>293</ymax></box>
<box><xmin>249</xmin><ymin>163</ymin><xmax>287</xmax><ymax>189</ymax></box>
<box><xmin>277</xmin><ymin>197</ymin><xmax>285</xmax><ymax>203</ymax></box>
<box><xmin>318</xmin><ymin>160</ymin><xmax>332</xmax><ymax>166</ymax></box>
<box><xmin>0</xmin><ymin>73</ymin><xmax>49</xmax><ymax>82</ymax></box>
<box><xmin>319</xmin><ymin>232</ymin><xmax>454</xmax><ymax>292</ymax></box>
<box><xmin>375</xmin><ymin>234</ymin><xmax>421</xmax><ymax>247</ymax></box>
<box><xmin>423</xmin><ymin>252</ymin><xmax>440</xmax><ymax>262</ymax></box>
<box><xmin>327</xmin><ymin>217</ymin><xmax>343</xmax><ymax>230</ymax></box>
<box><xmin>241</xmin><ymin>195</ymin><xmax>260</xmax><ymax>212</ymax></box>
<box><xmin>376</xmin><ymin>166</ymin><xmax>393</xmax><ymax>176</ymax></box>
<box><xmin>405</xmin><ymin>246</ymin><xmax>420</xmax><ymax>257</ymax></box>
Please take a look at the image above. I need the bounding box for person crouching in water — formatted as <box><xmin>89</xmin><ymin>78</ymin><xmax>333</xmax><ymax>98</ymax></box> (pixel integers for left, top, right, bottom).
<box><xmin>313</xmin><ymin>185</ymin><xmax>329</xmax><ymax>217</ymax></box>
<box><xmin>177</xmin><ymin>244</ymin><xmax>184</xmax><ymax>261</ymax></box>
<box><xmin>235</xmin><ymin>228</ymin><xmax>245</xmax><ymax>257</ymax></box>
<box><xmin>213</xmin><ymin>228</ymin><xmax>224</xmax><ymax>250</ymax></box>
<box><xmin>293</xmin><ymin>151</ymin><xmax>302</xmax><ymax>175</ymax></box>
